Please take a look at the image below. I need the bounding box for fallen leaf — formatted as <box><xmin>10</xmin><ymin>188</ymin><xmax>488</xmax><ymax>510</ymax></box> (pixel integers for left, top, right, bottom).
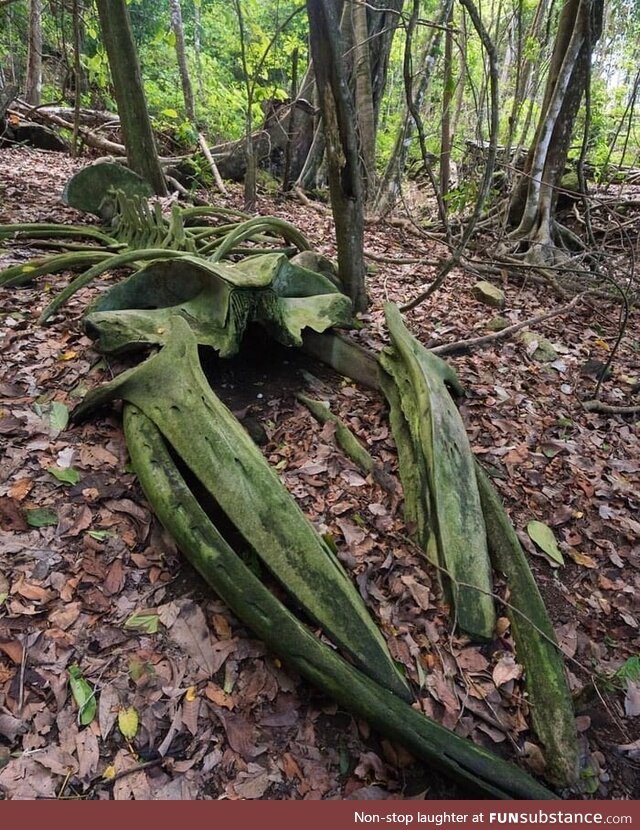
<box><xmin>492</xmin><ymin>654</ymin><xmax>523</xmax><ymax>687</ymax></box>
<box><xmin>7</xmin><ymin>478</ymin><xmax>33</xmax><ymax>501</ymax></box>
<box><xmin>118</xmin><ymin>706</ymin><xmax>139</xmax><ymax>740</ymax></box>
<box><xmin>335</xmin><ymin>517</ymin><xmax>366</xmax><ymax>546</ymax></box>
<box><xmin>624</xmin><ymin>680</ymin><xmax>640</xmax><ymax>717</ymax></box>
<box><xmin>216</xmin><ymin>711</ymin><xmax>267</xmax><ymax>759</ymax></box>
<box><xmin>68</xmin><ymin>664</ymin><xmax>97</xmax><ymax>726</ymax></box>
<box><xmin>527</xmin><ymin>520</ymin><xmax>564</xmax><ymax>566</ymax></box>
<box><xmin>98</xmin><ymin>684</ymin><xmax>120</xmax><ymax>740</ymax></box>
<box><xmin>25</xmin><ymin>507</ymin><xmax>58</xmax><ymax>528</ymax></box>
<box><xmin>166</xmin><ymin>599</ymin><xmax>217</xmax><ymax>677</ymax></box>
<box><xmin>0</xmin><ymin>497</ymin><xmax>28</xmax><ymax>531</ymax></box>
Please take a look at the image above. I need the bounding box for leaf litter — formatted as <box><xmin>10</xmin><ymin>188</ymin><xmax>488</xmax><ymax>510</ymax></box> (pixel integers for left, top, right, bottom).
<box><xmin>0</xmin><ymin>148</ymin><xmax>639</xmax><ymax>800</ymax></box>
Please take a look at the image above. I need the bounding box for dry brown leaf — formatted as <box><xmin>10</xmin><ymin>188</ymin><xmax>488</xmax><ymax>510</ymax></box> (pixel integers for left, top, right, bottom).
<box><xmin>281</xmin><ymin>751</ymin><xmax>303</xmax><ymax>780</ymax></box>
<box><xmin>216</xmin><ymin>711</ymin><xmax>267</xmax><ymax>759</ymax></box>
<box><xmin>103</xmin><ymin>559</ymin><xmax>126</xmax><ymax>596</ymax></box>
<box><xmin>8</xmin><ymin>478</ymin><xmax>33</xmax><ymax>501</ymax></box>
<box><xmin>76</xmin><ymin>728</ymin><xmax>100</xmax><ymax>781</ymax></box>
<box><xmin>0</xmin><ymin>639</ymin><xmax>24</xmax><ymax>664</ymax></box>
<box><xmin>0</xmin><ymin>497</ymin><xmax>27</xmax><ymax>531</ymax></box>
<box><xmin>230</xmin><ymin>765</ymin><xmax>271</xmax><ymax>799</ymax></box>
<box><xmin>335</xmin><ymin>517</ymin><xmax>366</xmax><ymax>546</ymax></box>
<box><xmin>112</xmin><ymin>749</ymin><xmax>152</xmax><ymax>800</ymax></box>
<box><xmin>0</xmin><ymin>755</ymin><xmax>58</xmax><ymax>799</ymax></box>
<box><xmin>492</xmin><ymin>654</ymin><xmax>523</xmax><ymax>687</ymax></box>
<box><xmin>204</xmin><ymin>682</ymin><xmax>234</xmax><ymax>710</ymax></box>
<box><xmin>166</xmin><ymin>599</ymin><xmax>216</xmax><ymax>678</ymax></box>
<box><xmin>181</xmin><ymin>696</ymin><xmax>200</xmax><ymax>736</ymax></box>
<box><xmin>48</xmin><ymin>601</ymin><xmax>82</xmax><ymax>631</ymax></box>
<box><xmin>456</xmin><ymin>647</ymin><xmax>490</xmax><ymax>674</ymax></box>
<box><xmin>98</xmin><ymin>684</ymin><xmax>120</xmax><ymax>741</ymax></box>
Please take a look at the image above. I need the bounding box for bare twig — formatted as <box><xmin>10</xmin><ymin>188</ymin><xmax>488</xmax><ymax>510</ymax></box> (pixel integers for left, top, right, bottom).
<box><xmin>582</xmin><ymin>400</ymin><xmax>640</xmax><ymax>415</ymax></box>
<box><xmin>432</xmin><ymin>293</ymin><xmax>585</xmax><ymax>355</ymax></box>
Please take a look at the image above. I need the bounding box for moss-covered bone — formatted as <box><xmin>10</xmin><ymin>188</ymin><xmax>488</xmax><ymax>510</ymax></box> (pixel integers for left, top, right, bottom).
<box><xmin>474</xmin><ymin>462</ymin><xmax>579</xmax><ymax>786</ymax></box>
<box><xmin>123</xmin><ymin>402</ymin><xmax>557</xmax><ymax>801</ymax></box>
<box><xmin>74</xmin><ymin>316</ymin><xmax>409</xmax><ymax>699</ymax></box>
<box><xmin>62</xmin><ymin>162</ymin><xmax>154</xmax><ymax>218</ymax></box>
<box><xmin>84</xmin><ymin>253</ymin><xmax>352</xmax><ymax>356</ymax></box>
<box><xmin>379</xmin><ymin>303</ymin><xmax>496</xmax><ymax>641</ymax></box>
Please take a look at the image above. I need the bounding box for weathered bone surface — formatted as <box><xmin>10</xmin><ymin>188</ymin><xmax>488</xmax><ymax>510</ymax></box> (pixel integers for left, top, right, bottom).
<box><xmin>379</xmin><ymin>303</ymin><xmax>496</xmax><ymax>641</ymax></box>
<box><xmin>84</xmin><ymin>252</ymin><xmax>352</xmax><ymax>356</ymax></box>
<box><xmin>74</xmin><ymin>316</ymin><xmax>410</xmax><ymax>700</ymax></box>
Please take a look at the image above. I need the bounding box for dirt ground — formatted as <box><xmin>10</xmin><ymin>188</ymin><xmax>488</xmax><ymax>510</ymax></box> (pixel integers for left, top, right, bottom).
<box><xmin>0</xmin><ymin>146</ymin><xmax>638</xmax><ymax>800</ymax></box>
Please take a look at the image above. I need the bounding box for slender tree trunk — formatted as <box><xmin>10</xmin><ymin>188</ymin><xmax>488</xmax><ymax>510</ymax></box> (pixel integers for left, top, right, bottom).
<box><xmin>505</xmin><ymin>0</ymin><xmax>548</xmax><ymax>156</ymax></box>
<box><xmin>193</xmin><ymin>1</ymin><xmax>205</xmax><ymax>107</ymax></box>
<box><xmin>169</xmin><ymin>0</ymin><xmax>195</xmax><ymax>122</ymax></box>
<box><xmin>233</xmin><ymin>0</ymin><xmax>256</xmax><ymax>211</ymax></box>
<box><xmin>352</xmin><ymin>0</ymin><xmax>376</xmax><ymax>200</ymax></box>
<box><xmin>25</xmin><ymin>0</ymin><xmax>42</xmax><ymax>106</ymax></box>
<box><xmin>440</xmin><ymin>8</ymin><xmax>454</xmax><ymax>200</ymax></box>
<box><xmin>95</xmin><ymin>0</ymin><xmax>167</xmax><ymax>195</ymax></box>
<box><xmin>71</xmin><ymin>0</ymin><xmax>82</xmax><ymax>156</ymax></box>
<box><xmin>367</xmin><ymin>0</ymin><xmax>404</xmax><ymax>130</ymax></box>
<box><xmin>282</xmin><ymin>46</ymin><xmax>299</xmax><ymax>192</ymax></box>
<box><xmin>374</xmin><ymin>2</ymin><xmax>453</xmax><ymax>215</ymax></box>
<box><xmin>307</xmin><ymin>0</ymin><xmax>367</xmax><ymax>312</ymax></box>
<box><xmin>507</xmin><ymin>0</ymin><xmax>604</xmax><ymax>258</ymax></box>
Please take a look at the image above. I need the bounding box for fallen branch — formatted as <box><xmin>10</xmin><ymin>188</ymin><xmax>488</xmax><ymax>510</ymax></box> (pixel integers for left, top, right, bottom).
<box><xmin>432</xmin><ymin>294</ymin><xmax>585</xmax><ymax>356</ymax></box>
<box><xmin>197</xmin><ymin>132</ymin><xmax>228</xmax><ymax>197</ymax></box>
<box><xmin>582</xmin><ymin>400</ymin><xmax>640</xmax><ymax>415</ymax></box>
<box><xmin>8</xmin><ymin>106</ymin><xmax>126</xmax><ymax>155</ymax></box>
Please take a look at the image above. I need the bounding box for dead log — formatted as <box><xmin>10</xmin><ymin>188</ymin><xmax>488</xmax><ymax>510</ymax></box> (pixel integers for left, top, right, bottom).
<box><xmin>210</xmin><ymin>98</ymin><xmax>315</xmax><ymax>182</ymax></box>
<box><xmin>8</xmin><ymin>104</ymin><xmax>126</xmax><ymax>155</ymax></box>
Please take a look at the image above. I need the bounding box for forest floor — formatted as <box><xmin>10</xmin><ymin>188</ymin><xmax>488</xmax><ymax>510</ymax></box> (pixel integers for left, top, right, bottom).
<box><xmin>0</xmin><ymin>146</ymin><xmax>639</xmax><ymax>801</ymax></box>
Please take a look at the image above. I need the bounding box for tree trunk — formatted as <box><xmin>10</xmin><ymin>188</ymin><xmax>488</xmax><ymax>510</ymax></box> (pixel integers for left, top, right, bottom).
<box><xmin>95</xmin><ymin>0</ymin><xmax>167</xmax><ymax>195</ymax></box>
<box><xmin>307</xmin><ymin>0</ymin><xmax>367</xmax><ymax>312</ymax></box>
<box><xmin>193</xmin><ymin>0</ymin><xmax>205</xmax><ymax>107</ymax></box>
<box><xmin>507</xmin><ymin>0</ymin><xmax>604</xmax><ymax>259</ymax></box>
<box><xmin>366</xmin><ymin>0</ymin><xmax>404</xmax><ymax>130</ymax></box>
<box><xmin>440</xmin><ymin>8</ymin><xmax>454</xmax><ymax>201</ymax></box>
<box><xmin>233</xmin><ymin>0</ymin><xmax>256</xmax><ymax>211</ymax></box>
<box><xmin>374</xmin><ymin>3</ymin><xmax>452</xmax><ymax>215</ymax></box>
<box><xmin>169</xmin><ymin>0</ymin><xmax>196</xmax><ymax>123</ymax></box>
<box><xmin>352</xmin><ymin>0</ymin><xmax>376</xmax><ymax>200</ymax></box>
<box><xmin>25</xmin><ymin>0</ymin><xmax>42</xmax><ymax>106</ymax></box>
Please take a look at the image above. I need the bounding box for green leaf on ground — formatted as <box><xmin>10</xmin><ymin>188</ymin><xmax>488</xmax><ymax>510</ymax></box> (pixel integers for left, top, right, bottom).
<box><xmin>124</xmin><ymin>611</ymin><xmax>160</xmax><ymax>634</ymax></box>
<box><xmin>47</xmin><ymin>465</ymin><xmax>81</xmax><ymax>485</ymax></box>
<box><xmin>527</xmin><ymin>520</ymin><xmax>564</xmax><ymax>566</ymax></box>
<box><xmin>87</xmin><ymin>529</ymin><xmax>114</xmax><ymax>541</ymax></box>
<box><xmin>25</xmin><ymin>508</ymin><xmax>58</xmax><ymax>528</ymax></box>
<box><xmin>68</xmin><ymin>664</ymin><xmax>97</xmax><ymax>726</ymax></box>
<box><xmin>49</xmin><ymin>401</ymin><xmax>69</xmax><ymax>432</ymax></box>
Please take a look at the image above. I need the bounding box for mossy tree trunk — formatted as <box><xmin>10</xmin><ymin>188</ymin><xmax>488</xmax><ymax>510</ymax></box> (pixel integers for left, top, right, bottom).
<box><xmin>95</xmin><ymin>0</ymin><xmax>167</xmax><ymax>196</ymax></box>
